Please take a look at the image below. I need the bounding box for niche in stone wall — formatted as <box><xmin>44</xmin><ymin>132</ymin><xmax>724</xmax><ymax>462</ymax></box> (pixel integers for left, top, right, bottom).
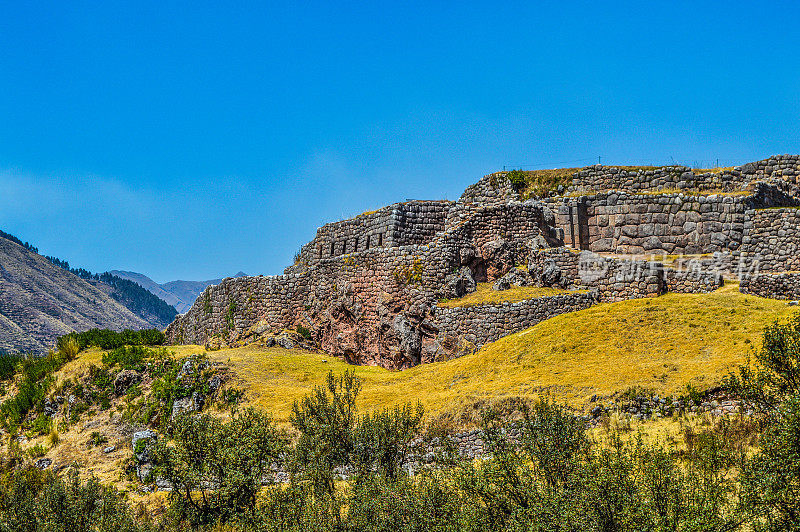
<box><xmin>378</xmin><ymin>233</ymin><xmax>383</xmax><ymax>246</ymax></box>
<box><xmin>366</xmin><ymin>235</ymin><xmax>371</xmax><ymax>249</ymax></box>
<box><xmin>330</xmin><ymin>241</ymin><xmax>335</xmax><ymax>257</ymax></box>
<box><xmin>354</xmin><ymin>237</ymin><xmax>359</xmax><ymax>252</ymax></box>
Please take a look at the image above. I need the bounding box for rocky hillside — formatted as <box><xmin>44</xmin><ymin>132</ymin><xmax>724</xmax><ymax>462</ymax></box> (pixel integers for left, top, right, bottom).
<box><xmin>0</xmin><ymin>235</ymin><xmax>151</xmax><ymax>354</ymax></box>
<box><xmin>110</xmin><ymin>270</ymin><xmax>246</xmax><ymax>313</ymax></box>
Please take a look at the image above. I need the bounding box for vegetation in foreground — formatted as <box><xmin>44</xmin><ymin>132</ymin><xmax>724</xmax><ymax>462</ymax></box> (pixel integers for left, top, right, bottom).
<box><xmin>0</xmin><ymin>308</ymin><xmax>798</xmax><ymax>529</ymax></box>
<box><xmin>0</xmin><ymin>310</ymin><xmax>799</xmax><ymax>531</ymax></box>
<box><xmin>158</xmin><ymin>284</ymin><xmax>793</xmax><ymax>426</ymax></box>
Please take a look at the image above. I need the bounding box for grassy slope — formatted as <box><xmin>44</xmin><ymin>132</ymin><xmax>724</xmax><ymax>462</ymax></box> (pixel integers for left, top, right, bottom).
<box><xmin>150</xmin><ymin>283</ymin><xmax>795</xmax><ymax>425</ymax></box>
<box><xmin>27</xmin><ymin>283</ymin><xmax>790</xmax><ymax>500</ymax></box>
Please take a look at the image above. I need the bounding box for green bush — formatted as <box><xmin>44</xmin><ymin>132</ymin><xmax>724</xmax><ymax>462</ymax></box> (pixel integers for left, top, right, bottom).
<box><xmin>0</xmin><ymin>354</ymin><xmax>22</xmax><ymax>381</ymax></box>
<box><xmin>101</xmin><ymin>345</ymin><xmax>157</xmax><ymax>371</ymax></box>
<box><xmin>150</xmin><ymin>408</ymin><xmax>287</xmax><ymax>527</ymax></box>
<box><xmin>0</xmin><ymin>467</ymin><xmax>151</xmax><ymax>532</ymax></box>
<box><xmin>0</xmin><ymin>350</ymin><xmax>72</xmax><ymax>429</ymax></box>
<box><xmin>58</xmin><ymin>329</ymin><xmax>166</xmax><ymax>352</ymax></box>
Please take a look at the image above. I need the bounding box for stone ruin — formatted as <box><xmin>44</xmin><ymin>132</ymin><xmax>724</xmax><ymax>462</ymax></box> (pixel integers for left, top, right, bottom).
<box><xmin>166</xmin><ymin>155</ymin><xmax>800</xmax><ymax>369</ymax></box>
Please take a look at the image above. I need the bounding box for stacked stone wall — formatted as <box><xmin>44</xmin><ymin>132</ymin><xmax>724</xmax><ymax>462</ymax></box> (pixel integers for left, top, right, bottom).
<box><xmin>528</xmin><ymin>248</ymin><xmax>664</xmax><ymax>301</ymax></box>
<box><xmin>432</xmin><ymin>292</ymin><xmax>596</xmax><ymax>349</ymax></box>
<box><xmin>290</xmin><ymin>200</ymin><xmax>453</xmax><ymax>271</ymax></box>
<box><xmin>168</xmin><ymin>200</ymin><xmax>561</xmax><ymax>368</ymax></box>
<box><xmin>579</xmin><ymin>192</ymin><xmax>751</xmax><ymax>255</ymax></box>
<box><xmin>568</xmin><ymin>166</ymin><xmax>747</xmax><ymax>194</ymax></box>
<box><xmin>167</xmin><ymin>155</ymin><xmax>800</xmax><ymax>367</ymax></box>
<box><xmin>527</xmin><ymin>247</ymin><xmax>723</xmax><ymax>300</ymax></box>
<box><xmin>740</xmin><ymin>273</ymin><xmax>800</xmax><ymax>300</ymax></box>
<box><xmin>460</xmin><ymin>156</ymin><xmax>800</xmax><ymax>207</ymax></box>
<box><xmin>739</xmin><ymin>208</ymin><xmax>800</xmax><ymax>272</ymax></box>
<box><xmin>569</xmin><ymin>155</ymin><xmax>800</xmax><ymax>195</ymax></box>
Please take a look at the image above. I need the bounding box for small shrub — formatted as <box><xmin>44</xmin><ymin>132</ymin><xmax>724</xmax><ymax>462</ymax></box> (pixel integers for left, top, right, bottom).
<box><xmin>56</xmin><ymin>336</ymin><xmax>80</xmax><ymax>360</ymax></box>
<box><xmin>48</xmin><ymin>428</ymin><xmax>59</xmax><ymax>447</ymax></box>
<box><xmin>26</xmin><ymin>444</ymin><xmax>47</xmax><ymax>458</ymax></box>
<box><xmin>30</xmin><ymin>414</ymin><xmax>51</xmax><ymax>436</ymax></box>
<box><xmin>506</xmin><ymin>169</ymin><xmax>527</xmax><ymax>192</ymax></box>
<box><xmin>296</xmin><ymin>325</ymin><xmax>312</xmax><ymax>339</ymax></box>
<box><xmin>88</xmin><ymin>431</ymin><xmax>108</xmax><ymax>447</ymax></box>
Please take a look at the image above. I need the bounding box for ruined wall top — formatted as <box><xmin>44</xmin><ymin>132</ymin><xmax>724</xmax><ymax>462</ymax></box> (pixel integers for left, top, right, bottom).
<box><xmin>459</xmin><ymin>155</ymin><xmax>800</xmax><ymax>205</ymax></box>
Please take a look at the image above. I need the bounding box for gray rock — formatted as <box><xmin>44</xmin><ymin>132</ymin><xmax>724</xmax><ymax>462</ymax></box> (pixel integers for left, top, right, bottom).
<box><xmin>103</xmin><ymin>445</ymin><xmax>116</xmax><ymax>454</ymax></box>
<box><xmin>132</xmin><ymin>430</ymin><xmax>157</xmax><ymax>462</ymax></box>
<box><xmin>276</xmin><ymin>334</ymin><xmax>294</xmax><ymax>350</ymax></box>
<box><xmin>442</xmin><ymin>266</ymin><xmax>476</xmax><ymax>299</ymax></box>
<box><xmin>114</xmin><ymin>369</ymin><xmax>141</xmax><ymax>396</ymax></box>
<box><xmin>35</xmin><ymin>458</ymin><xmax>52</xmax><ymax>469</ymax></box>
<box><xmin>493</xmin><ymin>268</ymin><xmax>532</xmax><ymax>291</ymax></box>
<box><xmin>540</xmin><ymin>261</ymin><xmax>563</xmax><ymax>287</ymax></box>
<box><xmin>208</xmin><ymin>374</ymin><xmax>222</xmax><ymax>393</ymax></box>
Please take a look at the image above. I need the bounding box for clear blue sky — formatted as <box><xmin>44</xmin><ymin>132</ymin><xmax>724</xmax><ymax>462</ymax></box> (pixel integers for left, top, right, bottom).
<box><xmin>1</xmin><ymin>1</ymin><xmax>798</xmax><ymax>282</ymax></box>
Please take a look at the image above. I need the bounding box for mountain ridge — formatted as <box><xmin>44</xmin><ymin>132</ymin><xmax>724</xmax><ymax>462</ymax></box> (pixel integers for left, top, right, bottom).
<box><xmin>0</xmin><ymin>235</ymin><xmax>152</xmax><ymax>354</ymax></box>
<box><xmin>110</xmin><ymin>270</ymin><xmax>247</xmax><ymax>313</ymax></box>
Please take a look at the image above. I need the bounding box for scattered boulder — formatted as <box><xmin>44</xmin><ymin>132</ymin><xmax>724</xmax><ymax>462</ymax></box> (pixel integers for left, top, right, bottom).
<box><xmin>171</xmin><ymin>392</ymin><xmax>204</xmax><ymax>420</ymax></box>
<box><xmin>113</xmin><ymin>369</ymin><xmax>141</xmax><ymax>396</ymax></box>
<box><xmin>442</xmin><ymin>267</ymin><xmax>476</xmax><ymax>299</ymax></box>
<box><xmin>530</xmin><ymin>259</ymin><xmax>564</xmax><ymax>287</ymax></box>
<box><xmin>208</xmin><ymin>374</ymin><xmax>222</xmax><ymax>393</ymax></box>
<box><xmin>132</xmin><ymin>430</ymin><xmax>157</xmax><ymax>462</ymax></box>
<box><xmin>35</xmin><ymin>458</ymin><xmax>52</xmax><ymax>470</ymax></box>
<box><xmin>43</xmin><ymin>398</ymin><xmax>59</xmax><ymax>416</ymax></box>
<box><xmin>276</xmin><ymin>333</ymin><xmax>294</xmax><ymax>350</ymax></box>
<box><xmin>204</xmin><ymin>335</ymin><xmax>227</xmax><ymax>351</ymax></box>
<box><xmin>103</xmin><ymin>445</ymin><xmax>116</xmax><ymax>454</ymax></box>
<box><xmin>132</xmin><ymin>430</ymin><xmax>158</xmax><ymax>481</ymax></box>
<box><xmin>459</xmin><ymin>246</ymin><xmax>476</xmax><ymax>265</ymax></box>
<box><xmin>492</xmin><ymin>268</ymin><xmax>532</xmax><ymax>291</ymax></box>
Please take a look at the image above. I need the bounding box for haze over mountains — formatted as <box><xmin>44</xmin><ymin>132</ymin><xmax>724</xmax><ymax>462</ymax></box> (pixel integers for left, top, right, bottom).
<box><xmin>110</xmin><ymin>270</ymin><xmax>247</xmax><ymax>313</ymax></box>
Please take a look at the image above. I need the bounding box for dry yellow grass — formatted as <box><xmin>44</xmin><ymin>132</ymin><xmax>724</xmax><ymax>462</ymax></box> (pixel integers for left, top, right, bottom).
<box><xmin>692</xmin><ymin>167</ymin><xmax>735</xmax><ymax>175</ymax></box>
<box><xmin>145</xmin><ymin>283</ymin><xmax>796</xmax><ymax>427</ymax></box>
<box><xmin>437</xmin><ymin>283</ymin><xmax>585</xmax><ymax>308</ymax></box>
<box><xmin>15</xmin><ymin>282</ymin><xmax>790</xmax><ymax>503</ymax></box>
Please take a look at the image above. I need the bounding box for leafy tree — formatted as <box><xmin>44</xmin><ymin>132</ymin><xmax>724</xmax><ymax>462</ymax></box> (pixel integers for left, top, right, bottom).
<box><xmin>725</xmin><ymin>312</ymin><xmax>800</xmax><ymax>416</ymax></box>
<box><xmin>150</xmin><ymin>408</ymin><xmax>287</xmax><ymax>527</ymax></box>
<box><xmin>0</xmin><ymin>467</ymin><xmax>149</xmax><ymax>532</ymax></box>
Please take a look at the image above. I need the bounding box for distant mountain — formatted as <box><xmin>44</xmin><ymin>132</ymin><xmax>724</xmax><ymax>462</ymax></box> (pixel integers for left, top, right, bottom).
<box><xmin>110</xmin><ymin>271</ymin><xmax>247</xmax><ymax>314</ymax></box>
<box><xmin>0</xmin><ymin>234</ymin><xmax>151</xmax><ymax>354</ymax></box>
<box><xmin>45</xmin><ymin>259</ymin><xmax>177</xmax><ymax>329</ymax></box>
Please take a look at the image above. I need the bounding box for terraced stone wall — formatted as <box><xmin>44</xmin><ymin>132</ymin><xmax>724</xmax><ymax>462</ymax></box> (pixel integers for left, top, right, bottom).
<box><xmin>568</xmin><ymin>155</ymin><xmax>800</xmax><ymax>195</ymax></box>
<box><xmin>740</xmin><ymin>272</ymin><xmax>800</xmax><ymax>301</ymax></box>
<box><xmin>168</xmin><ymin>200</ymin><xmax>562</xmax><ymax>369</ymax></box>
<box><xmin>431</xmin><ymin>292</ymin><xmax>596</xmax><ymax>350</ymax></box>
<box><xmin>289</xmin><ymin>200</ymin><xmax>453</xmax><ymax>272</ymax></box>
<box><xmin>568</xmin><ymin>166</ymin><xmax>748</xmax><ymax>194</ymax></box>
<box><xmin>740</xmin><ymin>208</ymin><xmax>800</xmax><ymax>272</ymax></box>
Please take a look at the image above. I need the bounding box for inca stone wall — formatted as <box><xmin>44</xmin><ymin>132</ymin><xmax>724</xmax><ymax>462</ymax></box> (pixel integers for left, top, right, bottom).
<box><xmin>290</xmin><ymin>200</ymin><xmax>453</xmax><ymax>271</ymax></box>
<box><xmin>460</xmin><ymin>156</ymin><xmax>800</xmax><ymax>206</ymax></box>
<box><xmin>527</xmin><ymin>248</ymin><xmax>665</xmax><ymax>301</ymax></box>
<box><xmin>560</xmin><ymin>192</ymin><xmax>751</xmax><ymax>255</ymax></box>
<box><xmin>740</xmin><ymin>272</ymin><xmax>800</xmax><ymax>301</ymax></box>
<box><xmin>432</xmin><ymin>292</ymin><xmax>596</xmax><ymax>350</ymax></box>
<box><xmin>168</xmin><ymin>200</ymin><xmax>564</xmax><ymax>368</ymax></box>
<box><xmin>739</xmin><ymin>208</ymin><xmax>800</xmax><ymax>272</ymax></box>
<box><xmin>167</xmin><ymin>155</ymin><xmax>800</xmax><ymax>368</ymax></box>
